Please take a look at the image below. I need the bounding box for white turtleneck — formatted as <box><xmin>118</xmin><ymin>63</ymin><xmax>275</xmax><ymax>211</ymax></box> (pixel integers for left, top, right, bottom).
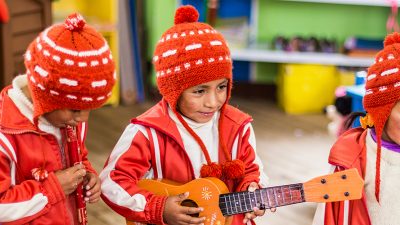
<box><xmin>7</xmin><ymin>75</ymin><xmax>62</xmax><ymax>145</ymax></box>
<box><xmin>364</xmin><ymin>129</ymin><xmax>400</xmax><ymax>225</ymax></box>
<box><xmin>168</xmin><ymin>107</ymin><xmax>220</xmax><ymax>178</ymax></box>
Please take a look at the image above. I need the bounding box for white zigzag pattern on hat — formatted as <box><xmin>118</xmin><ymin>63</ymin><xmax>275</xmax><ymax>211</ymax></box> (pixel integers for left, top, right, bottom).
<box><xmin>42</xmin><ymin>28</ymin><xmax>110</xmax><ymax>57</ymax></box>
<box><xmin>156</xmin><ymin>55</ymin><xmax>231</xmax><ymax>78</ymax></box>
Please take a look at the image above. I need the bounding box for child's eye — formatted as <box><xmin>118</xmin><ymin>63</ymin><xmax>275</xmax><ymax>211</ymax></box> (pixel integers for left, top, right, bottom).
<box><xmin>193</xmin><ymin>89</ymin><xmax>205</xmax><ymax>94</ymax></box>
<box><xmin>218</xmin><ymin>84</ymin><xmax>227</xmax><ymax>90</ymax></box>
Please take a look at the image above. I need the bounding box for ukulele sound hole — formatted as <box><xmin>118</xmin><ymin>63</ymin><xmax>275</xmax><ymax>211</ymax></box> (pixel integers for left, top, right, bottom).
<box><xmin>181</xmin><ymin>199</ymin><xmax>200</xmax><ymax>217</ymax></box>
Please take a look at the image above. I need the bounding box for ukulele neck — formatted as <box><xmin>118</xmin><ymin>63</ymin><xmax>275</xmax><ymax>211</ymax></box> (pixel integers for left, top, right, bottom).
<box><xmin>219</xmin><ymin>183</ymin><xmax>305</xmax><ymax>216</ymax></box>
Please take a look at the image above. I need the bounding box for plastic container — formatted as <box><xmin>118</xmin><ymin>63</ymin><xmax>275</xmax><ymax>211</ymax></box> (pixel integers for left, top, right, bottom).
<box><xmin>277</xmin><ymin>64</ymin><xmax>338</xmax><ymax>114</ymax></box>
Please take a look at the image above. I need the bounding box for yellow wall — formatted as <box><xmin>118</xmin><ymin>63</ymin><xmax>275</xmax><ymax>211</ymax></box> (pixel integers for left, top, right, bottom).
<box><xmin>52</xmin><ymin>0</ymin><xmax>119</xmax><ymax>106</ymax></box>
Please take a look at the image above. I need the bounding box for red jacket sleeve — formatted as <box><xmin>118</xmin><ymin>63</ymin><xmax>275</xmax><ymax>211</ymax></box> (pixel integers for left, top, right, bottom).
<box><xmin>0</xmin><ymin>148</ymin><xmax>65</xmax><ymax>223</ymax></box>
<box><xmin>100</xmin><ymin>124</ymin><xmax>167</xmax><ymax>224</ymax></box>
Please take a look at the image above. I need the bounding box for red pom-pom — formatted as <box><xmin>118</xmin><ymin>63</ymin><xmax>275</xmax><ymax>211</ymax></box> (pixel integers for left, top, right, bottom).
<box><xmin>174</xmin><ymin>5</ymin><xmax>199</xmax><ymax>25</ymax></box>
<box><xmin>222</xmin><ymin>159</ymin><xmax>245</xmax><ymax>179</ymax></box>
<box><xmin>200</xmin><ymin>162</ymin><xmax>222</xmax><ymax>178</ymax></box>
<box><xmin>64</xmin><ymin>13</ymin><xmax>86</xmax><ymax>31</ymax></box>
<box><xmin>384</xmin><ymin>32</ymin><xmax>400</xmax><ymax>47</ymax></box>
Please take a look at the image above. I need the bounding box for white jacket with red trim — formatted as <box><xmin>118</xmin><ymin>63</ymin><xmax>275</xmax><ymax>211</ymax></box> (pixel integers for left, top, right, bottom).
<box><xmin>100</xmin><ymin>100</ymin><xmax>268</xmax><ymax>225</ymax></box>
<box><xmin>0</xmin><ymin>76</ymin><xmax>96</xmax><ymax>225</ymax></box>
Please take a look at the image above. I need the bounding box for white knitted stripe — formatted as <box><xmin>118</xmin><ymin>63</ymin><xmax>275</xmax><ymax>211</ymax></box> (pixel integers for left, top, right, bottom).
<box><xmin>82</xmin><ymin>97</ymin><xmax>93</xmax><ymax>101</ymax></box>
<box><xmin>41</xmin><ymin>27</ymin><xmax>110</xmax><ymax>57</ymax></box>
<box><xmin>66</xmin><ymin>95</ymin><xmax>77</xmax><ymax>99</ymax></box>
<box><xmin>91</xmin><ymin>60</ymin><xmax>99</xmax><ymax>66</ymax></box>
<box><xmin>59</xmin><ymin>78</ymin><xmax>78</xmax><ymax>86</ymax></box>
<box><xmin>158</xmin><ymin>29</ymin><xmax>218</xmax><ymax>43</ymax></box>
<box><xmin>64</xmin><ymin>59</ymin><xmax>74</xmax><ymax>65</ymax></box>
<box><xmin>210</xmin><ymin>40</ymin><xmax>222</xmax><ymax>46</ymax></box>
<box><xmin>97</xmin><ymin>96</ymin><xmax>105</xmax><ymax>101</ymax></box>
<box><xmin>29</xmin><ymin>75</ymin><xmax>36</xmax><ymax>84</ymax></box>
<box><xmin>78</xmin><ymin>62</ymin><xmax>87</xmax><ymax>67</ymax></box>
<box><xmin>395</xmin><ymin>82</ymin><xmax>400</xmax><ymax>87</ymax></box>
<box><xmin>25</xmin><ymin>50</ymin><xmax>32</xmax><ymax>61</ymax></box>
<box><xmin>379</xmin><ymin>86</ymin><xmax>387</xmax><ymax>92</ymax></box>
<box><xmin>37</xmin><ymin>84</ymin><xmax>45</xmax><ymax>91</ymax></box>
<box><xmin>34</xmin><ymin>65</ymin><xmax>48</xmax><ymax>77</ymax></box>
<box><xmin>388</xmin><ymin>54</ymin><xmax>395</xmax><ymax>60</ymax></box>
<box><xmin>91</xmin><ymin>80</ymin><xmax>107</xmax><ymax>88</ymax></box>
<box><xmin>156</xmin><ymin>55</ymin><xmax>231</xmax><ymax>77</ymax></box>
<box><xmin>367</xmin><ymin>74</ymin><xmax>376</xmax><ymax>80</ymax></box>
<box><xmin>162</xmin><ymin>49</ymin><xmax>177</xmax><ymax>57</ymax></box>
<box><xmin>52</xmin><ymin>55</ymin><xmax>60</xmax><ymax>62</ymax></box>
<box><xmin>36</xmin><ymin>43</ymin><xmax>42</xmax><ymax>51</ymax></box>
<box><xmin>185</xmin><ymin>43</ymin><xmax>202</xmax><ymax>51</ymax></box>
<box><xmin>50</xmin><ymin>90</ymin><xmax>59</xmax><ymax>95</ymax></box>
<box><xmin>43</xmin><ymin>50</ymin><xmax>50</xmax><ymax>56</ymax></box>
<box><xmin>381</xmin><ymin>68</ymin><xmax>399</xmax><ymax>76</ymax></box>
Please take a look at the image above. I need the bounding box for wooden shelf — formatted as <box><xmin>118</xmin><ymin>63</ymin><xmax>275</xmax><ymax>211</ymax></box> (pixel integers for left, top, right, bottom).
<box><xmin>231</xmin><ymin>49</ymin><xmax>374</xmax><ymax>67</ymax></box>
<box><xmin>281</xmin><ymin>0</ymin><xmax>399</xmax><ymax>7</ymax></box>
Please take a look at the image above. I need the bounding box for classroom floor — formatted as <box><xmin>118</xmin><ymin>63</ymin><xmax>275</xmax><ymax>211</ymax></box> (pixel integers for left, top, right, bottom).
<box><xmin>85</xmin><ymin>98</ymin><xmax>335</xmax><ymax>225</ymax></box>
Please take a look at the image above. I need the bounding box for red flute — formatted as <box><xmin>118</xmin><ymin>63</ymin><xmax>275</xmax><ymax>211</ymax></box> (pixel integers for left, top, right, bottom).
<box><xmin>66</xmin><ymin>125</ymin><xmax>88</xmax><ymax>225</ymax></box>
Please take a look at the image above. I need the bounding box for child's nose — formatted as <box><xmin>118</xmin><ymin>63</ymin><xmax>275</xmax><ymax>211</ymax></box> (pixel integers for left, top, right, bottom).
<box><xmin>205</xmin><ymin>93</ymin><xmax>218</xmax><ymax>108</ymax></box>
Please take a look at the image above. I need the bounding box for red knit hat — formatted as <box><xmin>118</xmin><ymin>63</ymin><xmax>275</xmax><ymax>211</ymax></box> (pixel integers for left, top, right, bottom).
<box><xmin>153</xmin><ymin>5</ymin><xmax>232</xmax><ymax>110</ymax></box>
<box><xmin>363</xmin><ymin>32</ymin><xmax>400</xmax><ymax>202</ymax></box>
<box><xmin>153</xmin><ymin>5</ymin><xmax>244</xmax><ymax>180</ymax></box>
<box><xmin>24</xmin><ymin>13</ymin><xmax>116</xmax><ymax>122</ymax></box>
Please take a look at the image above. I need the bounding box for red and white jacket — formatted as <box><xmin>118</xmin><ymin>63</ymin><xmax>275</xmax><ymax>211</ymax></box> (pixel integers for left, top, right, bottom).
<box><xmin>313</xmin><ymin>128</ymin><xmax>371</xmax><ymax>225</ymax></box>
<box><xmin>100</xmin><ymin>100</ymin><xmax>268</xmax><ymax>225</ymax></box>
<box><xmin>0</xmin><ymin>81</ymin><xmax>95</xmax><ymax>224</ymax></box>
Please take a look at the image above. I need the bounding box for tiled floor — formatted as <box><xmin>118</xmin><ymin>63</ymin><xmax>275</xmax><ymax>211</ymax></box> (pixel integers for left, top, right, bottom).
<box><xmin>84</xmin><ymin>98</ymin><xmax>335</xmax><ymax>225</ymax></box>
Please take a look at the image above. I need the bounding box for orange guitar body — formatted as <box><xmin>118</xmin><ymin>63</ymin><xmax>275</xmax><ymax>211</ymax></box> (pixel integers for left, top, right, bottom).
<box><xmin>126</xmin><ymin>178</ymin><xmax>232</xmax><ymax>225</ymax></box>
<box><xmin>125</xmin><ymin>169</ymin><xmax>363</xmax><ymax>225</ymax></box>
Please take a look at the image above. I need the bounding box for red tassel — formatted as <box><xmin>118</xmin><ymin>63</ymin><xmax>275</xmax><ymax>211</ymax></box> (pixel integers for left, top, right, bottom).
<box><xmin>200</xmin><ymin>162</ymin><xmax>222</xmax><ymax>178</ymax></box>
<box><xmin>222</xmin><ymin>159</ymin><xmax>245</xmax><ymax>179</ymax></box>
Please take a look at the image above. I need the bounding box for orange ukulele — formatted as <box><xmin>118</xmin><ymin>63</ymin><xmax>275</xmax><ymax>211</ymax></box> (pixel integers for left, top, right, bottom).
<box><xmin>127</xmin><ymin>168</ymin><xmax>363</xmax><ymax>225</ymax></box>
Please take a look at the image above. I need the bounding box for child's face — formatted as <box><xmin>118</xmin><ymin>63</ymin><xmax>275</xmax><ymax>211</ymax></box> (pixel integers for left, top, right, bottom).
<box><xmin>177</xmin><ymin>78</ymin><xmax>228</xmax><ymax>123</ymax></box>
<box><xmin>43</xmin><ymin>109</ymin><xmax>90</xmax><ymax>128</ymax></box>
<box><xmin>383</xmin><ymin>101</ymin><xmax>400</xmax><ymax>144</ymax></box>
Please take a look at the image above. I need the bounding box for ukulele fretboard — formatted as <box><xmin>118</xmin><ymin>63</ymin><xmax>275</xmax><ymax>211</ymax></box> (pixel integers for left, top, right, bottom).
<box><xmin>219</xmin><ymin>183</ymin><xmax>304</xmax><ymax>216</ymax></box>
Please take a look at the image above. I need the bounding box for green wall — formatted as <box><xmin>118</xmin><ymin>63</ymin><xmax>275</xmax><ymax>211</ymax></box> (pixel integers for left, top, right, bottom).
<box><xmin>258</xmin><ymin>0</ymin><xmax>390</xmax><ymax>44</ymax></box>
<box><xmin>255</xmin><ymin>0</ymin><xmax>393</xmax><ymax>84</ymax></box>
<box><xmin>145</xmin><ymin>0</ymin><xmax>177</xmax><ymax>85</ymax></box>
